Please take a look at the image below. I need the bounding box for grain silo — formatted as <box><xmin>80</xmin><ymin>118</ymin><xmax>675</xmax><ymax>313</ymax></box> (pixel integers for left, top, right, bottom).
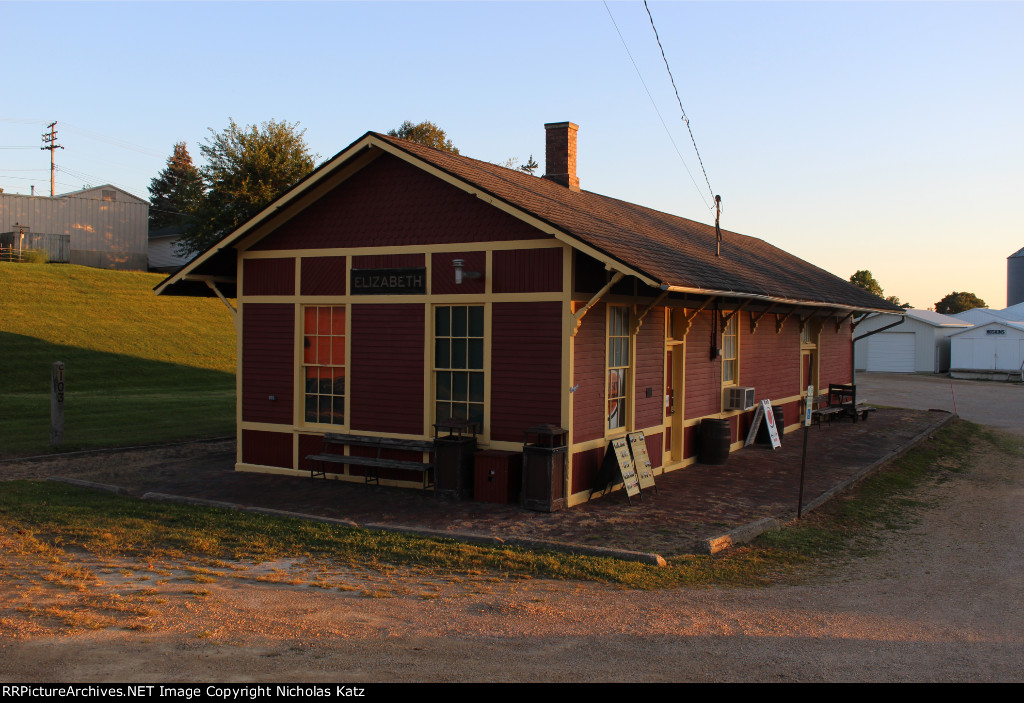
<box><xmin>1009</xmin><ymin>246</ymin><xmax>1024</xmax><ymax>307</ymax></box>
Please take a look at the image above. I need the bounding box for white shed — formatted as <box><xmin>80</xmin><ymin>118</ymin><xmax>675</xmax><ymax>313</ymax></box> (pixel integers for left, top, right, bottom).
<box><xmin>950</xmin><ymin>321</ymin><xmax>1024</xmax><ymax>380</ymax></box>
<box><xmin>855</xmin><ymin>309</ymin><xmax>971</xmax><ymax>373</ymax></box>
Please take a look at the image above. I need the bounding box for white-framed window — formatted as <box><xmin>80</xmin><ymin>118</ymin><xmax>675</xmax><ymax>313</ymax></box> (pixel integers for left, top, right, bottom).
<box><xmin>434</xmin><ymin>305</ymin><xmax>485</xmax><ymax>430</ymax></box>
<box><xmin>302</xmin><ymin>305</ymin><xmax>346</xmax><ymax>425</ymax></box>
<box><xmin>722</xmin><ymin>314</ymin><xmax>738</xmax><ymax>385</ymax></box>
<box><xmin>607</xmin><ymin>305</ymin><xmax>630</xmax><ymax>431</ymax></box>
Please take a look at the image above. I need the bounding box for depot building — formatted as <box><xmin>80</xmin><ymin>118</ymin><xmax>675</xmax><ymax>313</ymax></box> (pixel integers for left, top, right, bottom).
<box><xmin>157</xmin><ymin>122</ymin><xmax>900</xmax><ymax>508</ymax></box>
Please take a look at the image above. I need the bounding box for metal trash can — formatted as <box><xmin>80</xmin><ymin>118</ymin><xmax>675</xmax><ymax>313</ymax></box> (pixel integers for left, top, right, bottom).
<box><xmin>521</xmin><ymin>424</ymin><xmax>568</xmax><ymax>512</ymax></box>
<box><xmin>698</xmin><ymin>418</ymin><xmax>731</xmax><ymax>465</ymax></box>
<box><xmin>433</xmin><ymin>419</ymin><xmax>478</xmax><ymax>500</ymax></box>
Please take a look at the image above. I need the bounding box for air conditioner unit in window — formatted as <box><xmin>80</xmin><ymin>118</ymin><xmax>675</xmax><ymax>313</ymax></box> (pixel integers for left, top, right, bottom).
<box><xmin>724</xmin><ymin>386</ymin><xmax>756</xmax><ymax>410</ymax></box>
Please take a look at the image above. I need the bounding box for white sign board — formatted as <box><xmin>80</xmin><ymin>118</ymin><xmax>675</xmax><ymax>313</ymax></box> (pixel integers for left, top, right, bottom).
<box><xmin>804</xmin><ymin>385</ymin><xmax>814</xmax><ymax>427</ymax></box>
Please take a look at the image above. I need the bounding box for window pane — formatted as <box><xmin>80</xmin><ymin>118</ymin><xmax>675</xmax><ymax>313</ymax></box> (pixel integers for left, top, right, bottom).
<box><xmin>469</xmin><ymin>339</ymin><xmax>483</xmax><ymax>369</ymax></box>
<box><xmin>453</xmin><ymin>306</ymin><xmax>467</xmax><ymax>337</ymax></box>
<box><xmin>436</xmin><ymin>402</ymin><xmax>451</xmax><ymax>423</ymax></box>
<box><xmin>453</xmin><ymin>372</ymin><xmax>468</xmax><ymax>402</ymax></box>
<box><xmin>469</xmin><ymin>372</ymin><xmax>484</xmax><ymax>403</ymax></box>
<box><xmin>436</xmin><ymin>371</ymin><xmax>451</xmax><ymax>401</ymax></box>
<box><xmin>452</xmin><ymin>339</ymin><xmax>467</xmax><ymax>369</ymax></box>
<box><xmin>318</xmin><ymin>307</ymin><xmax>331</xmax><ymax>335</ymax></box>
<box><xmin>451</xmin><ymin>403</ymin><xmax>468</xmax><ymax>420</ymax></box>
<box><xmin>332</xmin><ymin>397</ymin><xmax>345</xmax><ymax>423</ymax></box>
<box><xmin>303</xmin><ymin>336</ymin><xmax>315</xmax><ymax>364</ymax></box>
<box><xmin>330</xmin><ymin>335</ymin><xmax>345</xmax><ymax>365</ymax></box>
<box><xmin>332</xmin><ymin>308</ymin><xmax>346</xmax><ymax>335</ymax></box>
<box><xmin>469</xmin><ymin>403</ymin><xmax>484</xmax><ymax>429</ymax></box>
<box><xmin>469</xmin><ymin>306</ymin><xmax>484</xmax><ymax>337</ymax></box>
<box><xmin>435</xmin><ymin>306</ymin><xmax>450</xmax><ymax>337</ymax></box>
<box><xmin>608</xmin><ymin>398</ymin><xmax>624</xmax><ymax>429</ymax></box>
<box><xmin>435</xmin><ymin>339</ymin><xmax>450</xmax><ymax>369</ymax></box>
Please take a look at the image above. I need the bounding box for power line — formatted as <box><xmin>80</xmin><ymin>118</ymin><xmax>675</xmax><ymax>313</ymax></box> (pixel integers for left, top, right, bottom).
<box><xmin>602</xmin><ymin>1</ymin><xmax>713</xmax><ymax>210</ymax></box>
<box><xmin>643</xmin><ymin>0</ymin><xmax>716</xmax><ymax>202</ymax></box>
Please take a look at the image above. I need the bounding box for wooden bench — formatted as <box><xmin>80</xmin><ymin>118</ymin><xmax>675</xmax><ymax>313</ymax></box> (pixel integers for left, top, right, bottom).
<box><xmin>806</xmin><ymin>384</ymin><xmax>877</xmax><ymax>427</ymax></box>
<box><xmin>306</xmin><ymin>433</ymin><xmax>435</xmax><ymax>489</ymax></box>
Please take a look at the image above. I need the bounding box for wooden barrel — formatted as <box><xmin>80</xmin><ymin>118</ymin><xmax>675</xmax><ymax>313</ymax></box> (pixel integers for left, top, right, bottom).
<box><xmin>698</xmin><ymin>418</ymin><xmax>731</xmax><ymax>465</ymax></box>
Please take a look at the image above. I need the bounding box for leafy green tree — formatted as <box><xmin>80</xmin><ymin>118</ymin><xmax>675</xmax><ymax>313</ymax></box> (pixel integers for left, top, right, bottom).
<box><xmin>387</xmin><ymin>120</ymin><xmax>459</xmax><ymax>154</ymax></box>
<box><xmin>935</xmin><ymin>291</ymin><xmax>987</xmax><ymax>314</ymax></box>
<box><xmin>148</xmin><ymin>142</ymin><xmax>203</xmax><ymax>230</ymax></box>
<box><xmin>178</xmin><ymin>119</ymin><xmax>317</xmax><ymax>256</ymax></box>
<box><xmin>849</xmin><ymin>270</ymin><xmax>885</xmax><ymax>298</ymax></box>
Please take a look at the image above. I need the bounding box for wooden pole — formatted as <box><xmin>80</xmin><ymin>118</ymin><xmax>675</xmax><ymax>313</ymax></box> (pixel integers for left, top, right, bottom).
<box><xmin>51</xmin><ymin>361</ymin><xmax>65</xmax><ymax>446</ymax></box>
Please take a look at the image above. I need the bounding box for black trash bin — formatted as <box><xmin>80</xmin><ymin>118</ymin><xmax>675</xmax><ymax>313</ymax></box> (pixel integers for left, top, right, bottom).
<box><xmin>521</xmin><ymin>424</ymin><xmax>568</xmax><ymax>512</ymax></box>
<box><xmin>433</xmin><ymin>419</ymin><xmax>478</xmax><ymax>500</ymax></box>
<box><xmin>698</xmin><ymin>418</ymin><xmax>731</xmax><ymax>465</ymax></box>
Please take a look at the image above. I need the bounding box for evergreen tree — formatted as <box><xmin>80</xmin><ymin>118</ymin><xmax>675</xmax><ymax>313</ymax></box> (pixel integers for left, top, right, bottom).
<box><xmin>178</xmin><ymin>119</ymin><xmax>317</xmax><ymax>256</ymax></box>
<box><xmin>148</xmin><ymin>142</ymin><xmax>203</xmax><ymax>230</ymax></box>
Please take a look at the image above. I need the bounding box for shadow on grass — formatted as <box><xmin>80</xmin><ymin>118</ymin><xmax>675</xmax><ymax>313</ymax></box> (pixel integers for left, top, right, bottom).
<box><xmin>1</xmin><ymin>332</ymin><xmax>235</xmax><ymax>457</ymax></box>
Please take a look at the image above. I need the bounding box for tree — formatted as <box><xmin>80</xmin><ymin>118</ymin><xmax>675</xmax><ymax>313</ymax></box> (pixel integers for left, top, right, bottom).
<box><xmin>849</xmin><ymin>270</ymin><xmax>884</xmax><ymax>298</ymax></box>
<box><xmin>497</xmin><ymin>154</ymin><xmax>539</xmax><ymax>175</ymax></box>
<box><xmin>178</xmin><ymin>119</ymin><xmax>317</xmax><ymax>256</ymax></box>
<box><xmin>386</xmin><ymin>120</ymin><xmax>459</xmax><ymax>154</ymax></box>
<box><xmin>148</xmin><ymin>142</ymin><xmax>203</xmax><ymax>230</ymax></box>
<box><xmin>935</xmin><ymin>291</ymin><xmax>987</xmax><ymax>315</ymax></box>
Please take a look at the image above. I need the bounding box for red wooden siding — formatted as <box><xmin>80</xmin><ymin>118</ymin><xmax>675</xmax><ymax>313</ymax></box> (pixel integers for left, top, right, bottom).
<box><xmin>571</xmin><ymin>446</ymin><xmax>604</xmax><ymax>495</ymax></box>
<box><xmin>297</xmin><ymin>434</ymin><xmax>334</xmax><ymax>472</ymax></box>
<box><xmin>243</xmin><ymin>258</ymin><xmax>295</xmax><ymax>296</ymax></box>
<box><xmin>352</xmin><ymin>253</ymin><xmax>425</xmax><ymax>269</ymax></box>
<box><xmin>251</xmin><ymin>154</ymin><xmax>549</xmax><ymax>251</ymax></box>
<box><xmin>740</xmin><ymin>313</ymin><xmax>800</xmax><ymax>403</ymax></box>
<box><xmin>644</xmin><ymin>431</ymin><xmax>663</xmax><ymax>469</ymax></box>
<box><xmin>819</xmin><ymin>322</ymin><xmax>853</xmax><ymax>385</ymax></box>
<box><xmin>572</xmin><ymin>302</ymin><xmax>605</xmax><ymax>443</ymax></box>
<box><xmin>431</xmin><ymin>251</ymin><xmax>485</xmax><ymax>295</ymax></box>
<box><xmin>683</xmin><ymin>311</ymin><xmax>722</xmax><ymax>419</ymax></box>
<box><xmin>491</xmin><ymin>302</ymin><xmax>562</xmax><ymax>443</ymax></box>
<box><xmin>242</xmin><ymin>430</ymin><xmax>293</xmax><ymax>469</ymax></box>
<box><xmin>300</xmin><ymin>256</ymin><xmax>347</xmax><ymax>296</ymax></box>
<box><xmin>683</xmin><ymin>423</ymin><xmax>699</xmax><ymax>461</ymax></box>
<box><xmin>573</xmin><ymin>251</ymin><xmax>635</xmax><ymax>296</ymax></box>
<box><xmin>634</xmin><ymin>306</ymin><xmax>665</xmax><ymax>429</ymax></box>
<box><xmin>349</xmin><ymin>304</ymin><xmax>424</xmax><ymax>435</ymax></box>
<box><xmin>492</xmin><ymin>248</ymin><xmax>563</xmax><ymax>293</ymax></box>
<box><xmin>242</xmin><ymin>303</ymin><xmax>294</xmax><ymax>424</ymax></box>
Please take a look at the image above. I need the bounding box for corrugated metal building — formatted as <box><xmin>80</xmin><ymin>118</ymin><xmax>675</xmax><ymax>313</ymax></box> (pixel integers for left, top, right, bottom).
<box><xmin>0</xmin><ymin>185</ymin><xmax>148</xmax><ymax>270</ymax></box>
<box><xmin>854</xmin><ymin>309</ymin><xmax>971</xmax><ymax>373</ymax></box>
<box><xmin>157</xmin><ymin>123</ymin><xmax>901</xmax><ymax>508</ymax></box>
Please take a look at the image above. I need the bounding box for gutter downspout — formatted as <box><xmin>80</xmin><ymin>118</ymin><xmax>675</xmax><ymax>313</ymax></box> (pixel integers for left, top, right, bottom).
<box><xmin>851</xmin><ymin>315</ymin><xmax>906</xmax><ymax>384</ymax></box>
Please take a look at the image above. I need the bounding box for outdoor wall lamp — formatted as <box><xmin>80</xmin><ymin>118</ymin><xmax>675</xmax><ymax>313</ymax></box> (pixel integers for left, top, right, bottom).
<box><xmin>452</xmin><ymin>258</ymin><xmax>482</xmax><ymax>285</ymax></box>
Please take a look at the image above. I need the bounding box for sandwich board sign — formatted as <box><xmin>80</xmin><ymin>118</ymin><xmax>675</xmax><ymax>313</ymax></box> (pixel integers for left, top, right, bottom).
<box><xmin>627</xmin><ymin>431</ymin><xmax>657</xmax><ymax>491</ymax></box>
<box><xmin>744</xmin><ymin>398</ymin><xmax>781</xmax><ymax>449</ymax></box>
<box><xmin>610</xmin><ymin>437</ymin><xmax>642</xmax><ymax>500</ymax></box>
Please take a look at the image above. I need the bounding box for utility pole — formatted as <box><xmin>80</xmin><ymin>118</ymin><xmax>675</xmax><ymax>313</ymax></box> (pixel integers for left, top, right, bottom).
<box><xmin>41</xmin><ymin>121</ymin><xmax>64</xmax><ymax>197</ymax></box>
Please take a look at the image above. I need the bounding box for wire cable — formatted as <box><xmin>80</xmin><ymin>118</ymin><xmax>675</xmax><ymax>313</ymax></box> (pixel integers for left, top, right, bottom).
<box><xmin>643</xmin><ymin>0</ymin><xmax>716</xmax><ymax>202</ymax></box>
<box><xmin>603</xmin><ymin>1</ymin><xmax>713</xmax><ymax>210</ymax></box>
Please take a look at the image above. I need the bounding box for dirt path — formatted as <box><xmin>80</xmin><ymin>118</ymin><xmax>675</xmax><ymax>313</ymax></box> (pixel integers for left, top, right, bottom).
<box><xmin>1</xmin><ymin>440</ymin><xmax>1022</xmax><ymax>682</ymax></box>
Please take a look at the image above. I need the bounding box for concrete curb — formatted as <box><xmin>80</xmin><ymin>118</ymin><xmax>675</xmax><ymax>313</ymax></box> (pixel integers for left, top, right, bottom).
<box><xmin>363</xmin><ymin>522</ymin><xmax>668</xmax><ymax>566</ymax></box>
<box><xmin>47</xmin><ymin>476</ymin><xmax>133</xmax><ymax>495</ymax></box>
<box><xmin>697</xmin><ymin>411</ymin><xmax>956</xmax><ymax>553</ymax></box>
<box><xmin>140</xmin><ymin>492</ymin><xmax>245</xmax><ymax>511</ymax></box>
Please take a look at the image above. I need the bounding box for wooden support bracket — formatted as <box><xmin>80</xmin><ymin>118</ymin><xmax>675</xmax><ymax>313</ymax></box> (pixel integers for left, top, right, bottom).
<box><xmin>570</xmin><ymin>271</ymin><xmax>625</xmax><ymax>337</ymax></box>
<box><xmin>632</xmin><ymin>290</ymin><xmax>669</xmax><ymax>335</ymax></box>
<box><xmin>204</xmin><ymin>280</ymin><xmax>237</xmax><ymax>317</ymax></box>
<box><xmin>720</xmin><ymin>300</ymin><xmax>750</xmax><ymax>327</ymax></box>
<box><xmin>834</xmin><ymin>310</ymin><xmax>855</xmax><ymax>332</ymax></box>
<box><xmin>775</xmin><ymin>309</ymin><xmax>796</xmax><ymax>334</ymax></box>
<box><xmin>749</xmin><ymin>303</ymin><xmax>777</xmax><ymax>334</ymax></box>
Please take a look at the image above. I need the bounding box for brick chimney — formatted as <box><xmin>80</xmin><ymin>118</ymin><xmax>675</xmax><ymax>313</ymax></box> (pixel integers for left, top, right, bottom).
<box><xmin>543</xmin><ymin>121</ymin><xmax>580</xmax><ymax>192</ymax></box>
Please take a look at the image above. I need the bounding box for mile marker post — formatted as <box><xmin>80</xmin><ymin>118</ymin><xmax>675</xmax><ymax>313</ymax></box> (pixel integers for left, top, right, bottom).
<box><xmin>51</xmin><ymin>361</ymin><xmax>65</xmax><ymax>446</ymax></box>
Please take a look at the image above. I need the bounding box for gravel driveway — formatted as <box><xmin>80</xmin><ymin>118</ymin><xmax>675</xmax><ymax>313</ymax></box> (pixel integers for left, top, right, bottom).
<box><xmin>856</xmin><ymin>372</ymin><xmax>1024</xmax><ymax>435</ymax></box>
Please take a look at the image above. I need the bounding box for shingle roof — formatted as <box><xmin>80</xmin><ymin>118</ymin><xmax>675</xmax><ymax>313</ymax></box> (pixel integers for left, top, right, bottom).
<box><xmin>373</xmin><ymin>133</ymin><xmax>901</xmax><ymax>312</ymax></box>
<box><xmin>158</xmin><ymin>130</ymin><xmax>903</xmax><ymax>313</ymax></box>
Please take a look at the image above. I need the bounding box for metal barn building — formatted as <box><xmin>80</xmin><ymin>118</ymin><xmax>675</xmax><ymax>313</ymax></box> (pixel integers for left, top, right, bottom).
<box><xmin>854</xmin><ymin>309</ymin><xmax>971</xmax><ymax>374</ymax></box>
<box><xmin>0</xmin><ymin>186</ymin><xmax>148</xmax><ymax>270</ymax></box>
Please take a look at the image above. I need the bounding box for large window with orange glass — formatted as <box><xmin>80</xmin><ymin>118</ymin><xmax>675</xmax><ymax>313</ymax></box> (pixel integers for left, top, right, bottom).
<box><xmin>302</xmin><ymin>306</ymin><xmax>346</xmax><ymax>425</ymax></box>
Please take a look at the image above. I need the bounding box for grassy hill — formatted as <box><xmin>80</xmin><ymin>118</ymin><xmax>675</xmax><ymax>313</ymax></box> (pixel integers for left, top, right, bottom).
<box><xmin>0</xmin><ymin>263</ymin><xmax>236</xmax><ymax>456</ymax></box>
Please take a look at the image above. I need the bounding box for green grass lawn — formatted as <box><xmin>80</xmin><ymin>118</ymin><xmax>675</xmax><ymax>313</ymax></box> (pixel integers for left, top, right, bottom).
<box><xmin>0</xmin><ymin>263</ymin><xmax>236</xmax><ymax>456</ymax></box>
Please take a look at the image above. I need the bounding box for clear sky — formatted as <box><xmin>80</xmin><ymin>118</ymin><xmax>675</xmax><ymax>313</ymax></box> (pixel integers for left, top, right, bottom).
<box><xmin>2</xmin><ymin>1</ymin><xmax>1021</xmax><ymax>309</ymax></box>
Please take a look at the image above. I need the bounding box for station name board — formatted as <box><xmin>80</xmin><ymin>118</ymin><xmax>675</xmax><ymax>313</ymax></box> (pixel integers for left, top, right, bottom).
<box><xmin>350</xmin><ymin>267</ymin><xmax>426</xmax><ymax>295</ymax></box>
